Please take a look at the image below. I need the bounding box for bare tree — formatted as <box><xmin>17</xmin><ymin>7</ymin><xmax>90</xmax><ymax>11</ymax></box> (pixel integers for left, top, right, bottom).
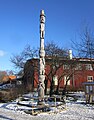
<box><xmin>46</xmin><ymin>54</ymin><xmax>92</xmax><ymax>96</ymax></box>
<box><xmin>44</xmin><ymin>42</ymin><xmax>69</xmax><ymax>96</ymax></box>
<box><xmin>10</xmin><ymin>45</ymin><xmax>38</xmax><ymax>73</ymax></box>
<box><xmin>72</xmin><ymin>25</ymin><xmax>94</xmax><ymax>73</ymax></box>
<box><xmin>45</xmin><ymin>41</ymin><xmax>68</xmax><ymax>57</ymax></box>
<box><xmin>11</xmin><ymin>42</ymin><xmax>79</xmax><ymax>96</ymax></box>
<box><xmin>20</xmin><ymin>42</ymin><xmax>69</xmax><ymax>94</ymax></box>
<box><xmin>72</xmin><ymin>26</ymin><xmax>94</xmax><ymax>58</ymax></box>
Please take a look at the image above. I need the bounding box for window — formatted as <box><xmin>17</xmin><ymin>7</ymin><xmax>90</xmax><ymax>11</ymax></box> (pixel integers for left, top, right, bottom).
<box><xmin>86</xmin><ymin>86</ymin><xmax>89</xmax><ymax>93</ymax></box>
<box><xmin>87</xmin><ymin>76</ymin><xmax>93</xmax><ymax>82</ymax></box>
<box><xmin>53</xmin><ymin>75</ymin><xmax>58</xmax><ymax>85</ymax></box>
<box><xmin>75</xmin><ymin>64</ymin><xmax>82</xmax><ymax>70</ymax></box>
<box><xmin>63</xmin><ymin>64</ymin><xmax>70</xmax><ymax>70</ymax></box>
<box><xmin>90</xmin><ymin>86</ymin><xmax>93</xmax><ymax>93</ymax></box>
<box><xmin>86</xmin><ymin>64</ymin><xmax>93</xmax><ymax>70</ymax></box>
<box><xmin>64</xmin><ymin>76</ymin><xmax>70</xmax><ymax>85</ymax></box>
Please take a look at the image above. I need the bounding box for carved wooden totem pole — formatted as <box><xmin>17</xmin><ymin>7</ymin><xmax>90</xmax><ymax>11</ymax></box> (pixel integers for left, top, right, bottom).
<box><xmin>38</xmin><ymin>10</ymin><xmax>45</xmax><ymax>101</ymax></box>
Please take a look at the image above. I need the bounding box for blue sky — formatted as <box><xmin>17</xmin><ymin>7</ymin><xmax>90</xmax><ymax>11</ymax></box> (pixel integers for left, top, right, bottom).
<box><xmin>0</xmin><ymin>0</ymin><xmax>94</xmax><ymax>71</ymax></box>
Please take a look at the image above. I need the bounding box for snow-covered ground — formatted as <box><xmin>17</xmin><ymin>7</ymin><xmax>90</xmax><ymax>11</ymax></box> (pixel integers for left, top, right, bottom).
<box><xmin>0</xmin><ymin>93</ymin><xmax>94</xmax><ymax>120</ymax></box>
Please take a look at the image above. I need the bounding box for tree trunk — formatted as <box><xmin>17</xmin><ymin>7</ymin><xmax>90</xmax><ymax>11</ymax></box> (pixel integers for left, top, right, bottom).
<box><xmin>62</xmin><ymin>79</ymin><xmax>69</xmax><ymax>96</ymax></box>
<box><xmin>55</xmin><ymin>83</ymin><xmax>59</xmax><ymax>95</ymax></box>
<box><xmin>44</xmin><ymin>78</ymin><xmax>48</xmax><ymax>95</ymax></box>
<box><xmin>50</xmin><ymin>78</ymin><xmax>54</xmax><ymax>97</ymax></box>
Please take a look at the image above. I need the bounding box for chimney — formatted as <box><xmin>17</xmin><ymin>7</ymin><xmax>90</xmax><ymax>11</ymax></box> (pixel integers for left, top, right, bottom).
<box><xmin>69</xmin><ymin>49</ymin><xmax>72</xmax><ymax>59</ymax></box>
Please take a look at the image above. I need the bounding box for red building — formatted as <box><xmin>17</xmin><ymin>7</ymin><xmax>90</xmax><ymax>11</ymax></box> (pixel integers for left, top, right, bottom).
<box><xmin>23</xmin><ymin>56</ymin><xmax>94</xmax><ymax>93</ymax></box>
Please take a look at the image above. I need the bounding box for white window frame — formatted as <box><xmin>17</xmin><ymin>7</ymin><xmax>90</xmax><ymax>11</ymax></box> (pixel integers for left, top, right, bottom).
<box><xmin>53</xmin><ymin>75</ymin><xmax>58</xmax><ymax>85</ymax></box>
<box><xmin>86</xmin><ymin>64</ymin><xmax>93</xmax><ymax>70</ymax></box>
<box><xmin>64</xmin><ymin>76</ymin><xmax>70</xmax><ymax>85</ymax></box>
<box><xmin>75</xmin><ymin>64</ymin><xmax>82</xmax><ymax>70</ymax></box>
<box><xmin>63</xmin><ymin>64</ymin><xmax>70</xmax><ymax>70</ymax></box>
<box><xmin>87</xmin><ymin>76</ymin><xmax>93</xmax><ymax>82</ymax></box>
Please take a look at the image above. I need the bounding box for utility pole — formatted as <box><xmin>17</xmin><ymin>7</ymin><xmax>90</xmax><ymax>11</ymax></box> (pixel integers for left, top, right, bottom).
<box><xmin>38</xmin><ymin>10</ymin><xmax>45</xmax><ymax>102</ymax></box>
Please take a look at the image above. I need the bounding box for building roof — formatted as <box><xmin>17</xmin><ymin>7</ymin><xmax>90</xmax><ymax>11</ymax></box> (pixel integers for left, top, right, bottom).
<box><xmin>3</xmin><ymin>75</ymin><xmax>16</xmax><ymax>82</ymax></box>
<box><xmin>9</xmin><ymin>75</ymin><xmax>16</xmax><ymax>80</ymax></box>
<box><xmin>83</xmin><ymin>82</ymin><xmax>94</xmax><ymax>85</ymax></box>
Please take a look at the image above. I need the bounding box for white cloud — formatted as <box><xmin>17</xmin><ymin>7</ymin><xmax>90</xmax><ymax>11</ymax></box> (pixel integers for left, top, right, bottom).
<box><xmin>0</xmin><ymin>50</ymin><xmax>6</xmax><ymax>57</ymax></box>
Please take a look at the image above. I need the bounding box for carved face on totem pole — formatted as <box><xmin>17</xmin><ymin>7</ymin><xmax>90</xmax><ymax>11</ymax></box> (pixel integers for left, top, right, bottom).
<box><xmin>40</xmin><ymin>15</ymin><xmax>45</xmax><ymax>39</ymax></box>
<box><xmin>40</xmin><ymin>15</ymin><xmax>45</xmax><ymax>23</ymax></box>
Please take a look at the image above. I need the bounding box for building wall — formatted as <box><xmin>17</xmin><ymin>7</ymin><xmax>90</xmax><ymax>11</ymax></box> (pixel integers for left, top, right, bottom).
<box><xmin>24</xmin><ymin>58</ymin><xmax>94</xmax><ymax>91</ymax></box>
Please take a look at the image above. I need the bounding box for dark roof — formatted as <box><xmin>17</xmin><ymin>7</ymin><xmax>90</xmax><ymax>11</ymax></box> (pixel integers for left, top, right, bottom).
<box><xmin>83</xmin><ymin>82</ymin><xmax>94</xmax><ymax>85</ymax></box>
<box><xmin>26</xmin><ymin>57</ymin><xmax>94</xmax><ymax>65</ymax></box>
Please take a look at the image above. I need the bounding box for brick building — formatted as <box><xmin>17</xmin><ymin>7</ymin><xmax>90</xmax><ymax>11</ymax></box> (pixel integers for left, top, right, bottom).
<box><xmin>23</xmin><ymin>56</ymin><xmax>94</xmax><ymax>93</ymax></box>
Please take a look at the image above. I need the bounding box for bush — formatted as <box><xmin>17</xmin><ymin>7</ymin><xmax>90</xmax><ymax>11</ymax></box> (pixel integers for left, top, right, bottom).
<box><xmin>0</xmin><ymin>85</ymin><xmax>26</xmax><ymax>102</ymax></box>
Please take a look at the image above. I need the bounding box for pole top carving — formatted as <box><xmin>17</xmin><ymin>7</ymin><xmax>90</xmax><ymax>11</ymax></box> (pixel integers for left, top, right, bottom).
<box><xmin>40</xmin><ymin>10</ymin><xmax>45</xmax><ymax>23</ymax></box>
<box><xmin>40</xmin><ymin>10</ymin><xmax>45</xmax><ymax>15</ymax></box>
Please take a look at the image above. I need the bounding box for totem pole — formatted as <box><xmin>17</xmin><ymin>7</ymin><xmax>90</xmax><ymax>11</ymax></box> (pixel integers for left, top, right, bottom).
<box><xmin>38</xmin><ymin>10</ymin><xmax>45</xmax><ymax>101</ymax></box>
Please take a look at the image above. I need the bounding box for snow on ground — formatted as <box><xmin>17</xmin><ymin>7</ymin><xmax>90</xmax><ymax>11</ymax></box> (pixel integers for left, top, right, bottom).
<box><xmin>0</xmin><ymin>102</ymin><xmax>94</xmax><ymax>120</ymax></box>
<box><xmin>0</xmin><ymin>92</ymin><xmax>94</xmax><ymax>120</ymax></box>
